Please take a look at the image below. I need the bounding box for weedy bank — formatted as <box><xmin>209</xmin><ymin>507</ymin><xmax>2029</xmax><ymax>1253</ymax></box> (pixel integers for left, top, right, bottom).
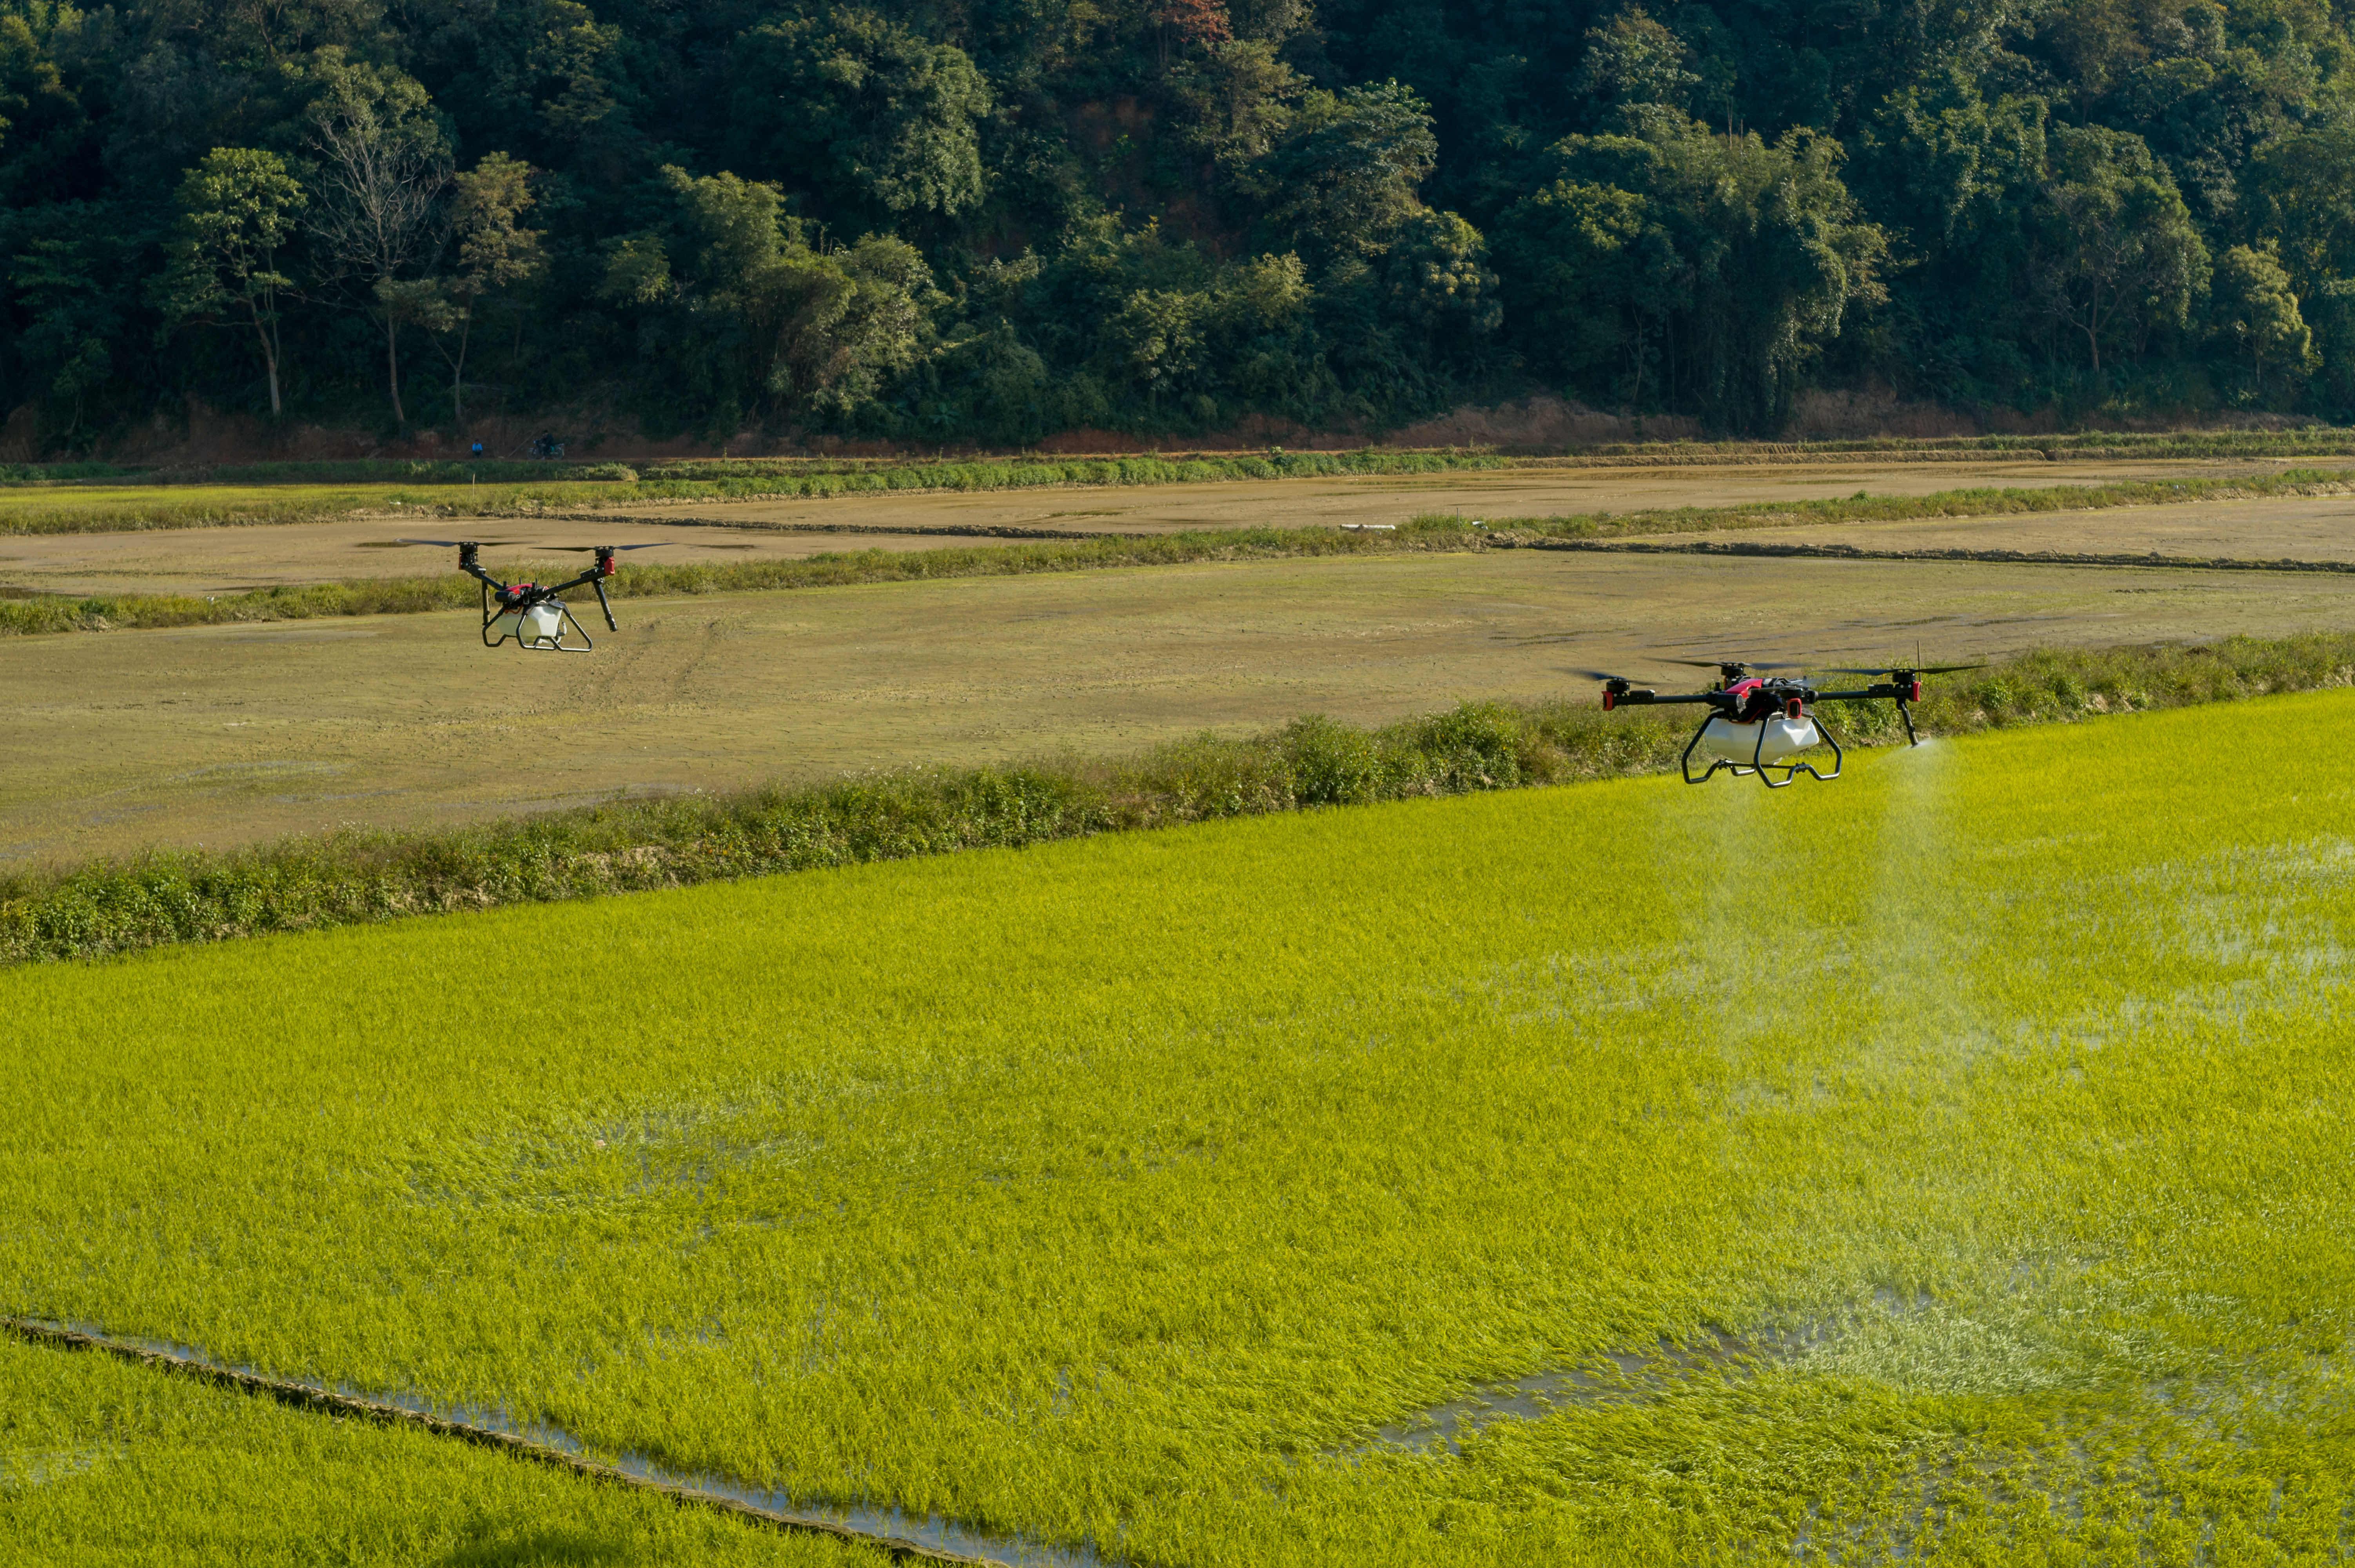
<box><xmin>6</xmin><ymin>690</ymin><xmax>2355</xmax><ymax>1563</ymax></box>
<box><xmin>0</xmin><ymin>451</ymin><xmax>1500</xmax><ymax>537</ymax></box>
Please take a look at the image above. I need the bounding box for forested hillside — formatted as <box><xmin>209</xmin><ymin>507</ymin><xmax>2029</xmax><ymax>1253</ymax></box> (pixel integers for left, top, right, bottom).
<box><xmin>1</xmin><ymin>0</ymin><xmax>2350</xmax><ymax>447</ymax></box>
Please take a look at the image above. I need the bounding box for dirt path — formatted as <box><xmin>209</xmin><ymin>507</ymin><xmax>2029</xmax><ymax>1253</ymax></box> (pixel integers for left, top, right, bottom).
<box><xmin>10</xmin><ymin>548</ymin><xmax>2355</xmax><ymax>864</ymax></box>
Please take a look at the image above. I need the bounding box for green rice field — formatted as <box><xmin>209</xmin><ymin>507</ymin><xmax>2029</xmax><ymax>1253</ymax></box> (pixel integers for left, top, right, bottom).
<box><xmin>6</xmin><ymin>691</ymin><xmax>2355</xmax><ymax>1563</ymax></box>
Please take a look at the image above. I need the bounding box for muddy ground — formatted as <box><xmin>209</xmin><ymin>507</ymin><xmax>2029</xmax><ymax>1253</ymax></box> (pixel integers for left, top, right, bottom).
<box><xmin>9</xmin><ymin>548</ymin><xmax>2353</xmax><ymax>865</ymax></box>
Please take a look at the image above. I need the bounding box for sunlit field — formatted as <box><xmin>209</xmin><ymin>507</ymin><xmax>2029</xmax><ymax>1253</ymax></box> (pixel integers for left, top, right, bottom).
<box><xmin>7</xmin><ymin>691</ymin><xmax>2355</xmax><ymax>1563</ymax></box>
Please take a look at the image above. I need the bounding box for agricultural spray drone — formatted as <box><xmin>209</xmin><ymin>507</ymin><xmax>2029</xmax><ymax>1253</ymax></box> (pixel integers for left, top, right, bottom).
<box><xmin>397</xmin><ymin>539</ymin><xmax>668</xmax><ymax>651</ymax></box>
<box><xmin>1580</xmin><ymin>659</ymin><xmax>1982</xmax><ymax>788</ymax></box>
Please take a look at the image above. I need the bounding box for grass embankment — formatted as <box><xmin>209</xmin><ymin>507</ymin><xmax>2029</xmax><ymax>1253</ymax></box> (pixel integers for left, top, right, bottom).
<box><xmin>0</xmin><ymin>524</ymin><xmax>1426</xmax><ymax>633</ymax></box>
<box><xmin>5</xmin><ymin>632</ymin><xmax>2346</xmax><ymax>966</ymax></box>
<box><xmin>9</xmin><ymin>465</ymin><xmax>2354</xmax><ymax>638</ymax></box>
<box><xmin>8</xmin><ymin>425</ymin><xmax>2355</xmax><ymax>488</ymax></box>
<box><xmin>1557</xmin><ymin>426</ymin><xmax>2355</xmax><ymax>461</ymax></box>
<box><xmin>8</xmin><ymin>688</ymin><xmax>2355</xmax><ymax>1562</ymax></box>
<box><xmin>1473</xmin><ymin>463</ymin><xmax>2355</xmax><ymax>543</ymax></box>
<box><xmin>0</xmin><ymin>450</ymin><xmax>1499</xmax><ymax>537</ymax></box>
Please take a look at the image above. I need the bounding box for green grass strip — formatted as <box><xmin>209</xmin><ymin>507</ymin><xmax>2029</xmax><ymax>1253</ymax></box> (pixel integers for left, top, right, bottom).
<box><xmin>0</xmin><ymin>450</ymin><xmax>1499</xmax><ymax>535</ymax></box>
<box><xmin>7</xmin><ymin>425</ymin><xmax>2355</xmax><ymax>490</ymax></box>
<box><xmin>1459</xmin><ymin>464</ymin><xmax>2355</xmax><ymax>540</ymax></box>
<box><xmin>1559</xmin><ymin>427</ymin><xmax>2355</xmax><ymax>460</ymax></box>
<box><xmin>4</xmin><ymin>631</ymin><xmax>2348</xmax><ymax>967</ymax></box>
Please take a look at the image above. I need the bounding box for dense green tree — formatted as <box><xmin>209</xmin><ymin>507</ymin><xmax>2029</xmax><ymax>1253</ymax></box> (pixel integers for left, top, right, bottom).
<box><xmin>1500</xmin><ymin>115</ymin><xmax>1885</xmax><ymax>431</ymax></box>
<box><xmin>1252</xmin><ymin>82</ymin><xmax>1437</xmax><ymax>258</ymax></box>
<box><xmin>729</xmin><ymin>11</ymin><xmax>992</xmax><ymax>223</ymax></box>
<box><xmin>5</xmin><ymin>201</ymin><xmax>133</xmax><ymax>438</ymax></box>
<box><xmin>7</xmin><ymin>0</ymin><xmax>2355</xmax><ymax>444</ymax></box>
<box><xmin>1573</xmin><ymin>6</ymin><xmax>1697</xmax><ymax>119</ymax></box>
<box><xmin>2030</xmin><ymin>125</ymin><xmax>2208</xmax><ymax>375</ymax></box>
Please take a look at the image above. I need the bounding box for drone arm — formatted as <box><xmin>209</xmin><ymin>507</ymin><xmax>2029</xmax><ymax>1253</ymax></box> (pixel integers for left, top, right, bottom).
<box><xmin>541</xmin><ymin>565</ymin><xmax>602</xmax><ymax>597</ymax></box>
<box><xmin>1600</xmin><ymin>686</ymin><xmax>1732</xmax><ymax>712</ymax></box>
<box><xmin>458</xmin><ymin>560</ymin><xmax>509</xmax><ymax>594</ymax></box>
<box><xmin>1807</xmin><ymin>683</ymin><xmax>1924</xmax><ymax>746</ymax></box>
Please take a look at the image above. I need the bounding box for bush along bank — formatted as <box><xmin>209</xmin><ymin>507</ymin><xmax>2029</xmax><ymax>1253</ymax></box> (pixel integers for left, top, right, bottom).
<box><xmin>4</xmin><ymin>632</ymin><xmax>2351</xmax><ymax>967</ymax></box>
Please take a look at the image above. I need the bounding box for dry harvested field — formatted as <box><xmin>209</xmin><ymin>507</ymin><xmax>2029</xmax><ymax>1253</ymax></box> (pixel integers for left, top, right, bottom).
<box><xmin>0</xmin><ymin>454</ymin><xmax>2338</xmax><ymax>598</ymax></box>
<box><xmin>596</xmin><ymin>453</ymin><xmax>2307</xmax><ymax>535</ymax></box>
<box><xmin>10</xmin><ymin>548</ymin><xmax>2355</xmax><ymax>864</ymax></box>
<box><xmin>0</xmin><ymin>515</ymin><xmax>988</xmax><ymax>598</ymax></box>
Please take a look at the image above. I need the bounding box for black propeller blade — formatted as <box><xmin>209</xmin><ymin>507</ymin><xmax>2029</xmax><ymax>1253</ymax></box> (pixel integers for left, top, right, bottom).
<box><xmin>1656</xmin><ymin>657</ymin><xmax>1807</xmax><ymax>671</ymax></box>
<box><xmin>394</xmin><ymin>537</ymin><xmax>522</xmax><ymax>547</ymax></box>
<box><xmin>535</xmin><ymin>542</ymin><xmax>671</xmax><ymax>552</ymax></box>
<box><xmin>1566</xmin><ymin>667</ymin><xmax>1629</xmax><ymax>681</ymax></box>
<box><xmin>1819</xmin><ymin>662</ymin><xmax>1987</xmax><ymax>675</ymax></box>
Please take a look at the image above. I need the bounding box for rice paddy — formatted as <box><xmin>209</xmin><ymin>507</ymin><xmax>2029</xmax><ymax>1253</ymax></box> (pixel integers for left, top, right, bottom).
<box><xmin>7</xmin><ymin>690</ymin><xmax>2354</xmax><ymax>1562</ymax></box>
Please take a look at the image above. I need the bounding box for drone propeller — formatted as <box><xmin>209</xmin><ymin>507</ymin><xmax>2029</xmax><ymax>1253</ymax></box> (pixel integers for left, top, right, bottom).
<box><xmin>535</xmin><ymin>542</ymin><xmax>671</xmax><ymax>553</ymax></box>
<box><xmin>394</xmin><ymin>537</ymin><xmax>523</xmax><ymax>548</ymax></box>
<box><xmin>1655</xmin><ymin>657</ymin><xmax>1807</xmax><ymax>671</ymax></box>
<box><xmin>1566</xmin><ymin>667</ymin><xmax>1630</xmax><ymax>682</ymax></box>
<box><xmin>1818</xmin><ymin>662</ymin><xmax>1987</xmax><ymax>675</ymax></box>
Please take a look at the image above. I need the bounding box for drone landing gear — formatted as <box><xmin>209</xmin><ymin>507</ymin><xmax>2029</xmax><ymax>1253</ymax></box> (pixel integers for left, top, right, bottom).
<box><xmin>1680</xmin><ymin>712</ymin><xmax>1845</xmax><ymax>788</ymax></box>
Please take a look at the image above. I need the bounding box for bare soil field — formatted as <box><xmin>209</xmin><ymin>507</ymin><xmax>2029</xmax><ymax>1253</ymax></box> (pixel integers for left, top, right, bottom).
<box><xmin>9</xmin><ymin>548</ymin><xmax>2354</xmax><ymax>864</ymax></box>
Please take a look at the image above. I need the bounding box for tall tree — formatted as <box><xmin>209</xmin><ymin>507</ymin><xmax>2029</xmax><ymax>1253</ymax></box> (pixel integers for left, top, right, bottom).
<box><xmin>419</xmin><ymin>152</ymin><xmax>544</xmax><ymax>427</ymax></box>
<box><xmin>303</xmin><ymin>64</ymin><xmax>452</xmax><ymax>427</ymax></box>
<box><xmin>2212</xmin><ymin>242</ymin><xmax>2315</xmax><ymax>397</ymax></box>
<box><xmin>152</xmin><ymin>147</ymin><xmax>307</xmax><ymax>417</ymax></box>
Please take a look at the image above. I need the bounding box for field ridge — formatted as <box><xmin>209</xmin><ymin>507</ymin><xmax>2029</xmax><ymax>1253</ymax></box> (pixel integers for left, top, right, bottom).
<box><xmin>0</xmin><ymin>451</ymin><xmax>1502</xmax><ymax>538</ymax></box>
<box><xmin>0</xmin><ymin>1318</ymin><xmax>991</xmax><ymax>1564</ymax></box>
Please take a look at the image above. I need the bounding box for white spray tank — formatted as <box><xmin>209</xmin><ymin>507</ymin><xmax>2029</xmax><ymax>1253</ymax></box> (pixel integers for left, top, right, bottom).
<box><xmin>493</xmin><ymin>599</ymin><xmax>571</xmax><ymax>648</ymax></box>
<box><xmin>1694</xmin><ymin>711</ymin><xmax>1821</xmax><ymax>765</ymax></box>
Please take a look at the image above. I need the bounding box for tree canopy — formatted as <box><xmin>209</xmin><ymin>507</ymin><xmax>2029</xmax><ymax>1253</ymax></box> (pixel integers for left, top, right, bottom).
<box><xmin>3</xmin><ymin>0</ymin><xmax>2354</xmax><ymax>444</ymax></box>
